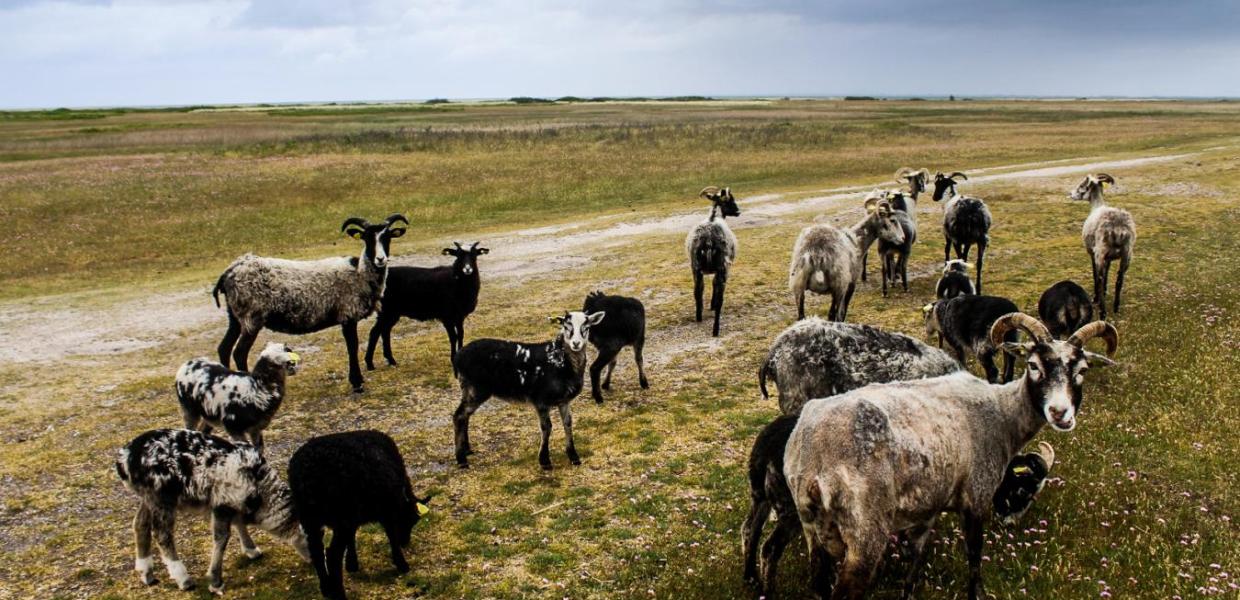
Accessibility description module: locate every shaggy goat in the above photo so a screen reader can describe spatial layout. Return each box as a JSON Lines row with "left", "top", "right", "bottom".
{"left": 115, "top": 429, "right": 309, "bottom": 593}
{"left": 213, "top": 214, "right": 408, "bottom": 393}
{"left": 788, "top": 198, "right": 904, "bottom": 321}
{"left": 452, "top": 310, "right": 605, "bottom": 470}
{"left": 859, "top": 169, "right": 926, "bottom": 281}
{"left": 685, "top": 186, "right": 740, "bottom": 336}
{"left": 936, "top": 259, "right": 976, "bottom": 300}
{"left": 784, "top": 314, "right": 1118, "bottom": 599}
{"left": 924, "top": 294, "right": 1021, "bottom": 383}
{"left": 1071, "top": 173, "right": 1135, "bottom": 319}
{"left": 365, "top": 241, "right": 488, "bottom": 373}
{"left": 289, "top": 430, "right": 431, "bottom": 600}
{"left": 582, "top": 291, "right": 649, "bottom": 403}
{"left": 758, "top": 317, "right": 960, "bottom": 415}
{"left": 175, "top": 342, "right": 300, "bottom": 453}
{"left": 1038, "top": 280, "right": 1095, "bottom": 339}
{"left": 878, "top": 190, "right": 918, "bottom": 296}
{"left": 993, "top": 442, "right": 1056, "bottom": 526}
{"left": 933, "top": 172, "right": 992, "bottom": 293}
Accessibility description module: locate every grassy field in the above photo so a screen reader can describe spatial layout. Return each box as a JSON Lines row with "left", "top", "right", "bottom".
{"left": 0, "top": 100, "right": 1237, "bottom": 599}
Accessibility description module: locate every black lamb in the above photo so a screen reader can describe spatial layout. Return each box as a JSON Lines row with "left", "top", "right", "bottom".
{"left": 741, "top": 414, "right": 802, "bottom": 597}
{"left": 936, "top": 259, "right": 976, "bottom": 300}
{"left": 1038, "top": 280, "right": 1095, "bottom": 340}
{"left": 994, "top": 442, "right": 1056, "bottom": 525}
{"left": 288, "top": 430, "right": 431, "bottom": 600}
{"left": 582, "top": 291, "right": 649, "bottom": 403}
{"left": 923, "top": 294, "right": 1021, "bottom": 383}
{"left": 365, "top": 241, "right": 488, "bottom": 373}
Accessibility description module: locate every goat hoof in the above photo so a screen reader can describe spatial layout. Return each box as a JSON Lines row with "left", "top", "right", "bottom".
{"left": 387, "top": 359, "right": 398, "bottom": 367}
{"left": 209, "top": 581, "right": 225, "bottom": 595}
{"left": 639, "top": 379, "right": 649, "bottom": 389}
{"left": 456, "top": 460, "right": 469, "bottom": 469}
{"left": 178, "top": 579, "right": 196, "bottom": 591}
{"left": 139, "top": 574, "right": 158, "bottom": 586}
{"left": 594, "top": 398, "right": 604, "bottom": 405}
{"left": 351, "top": 385, "right": 365, "bottom": 394}
{"left": 244, "top": 546, "right": 263, "bottom": 560}
{"left": 540, "top": 461, "right": 553, "bottom": 471}
{"left": 570, "top": 458, "right": 582, "bottom": 466}
{"left": 393, "top": 562, "right": 410, "bottom": 574}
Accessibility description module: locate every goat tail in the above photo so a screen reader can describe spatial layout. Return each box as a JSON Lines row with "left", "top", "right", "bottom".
{"left": 212, "top": 268, "right": 230, "bottom": 309}
{"left": 114, "top": 454, "right": 130, "bottom": 483}
{"left": 758, "top": 354, "right": 775, "bottom": 400}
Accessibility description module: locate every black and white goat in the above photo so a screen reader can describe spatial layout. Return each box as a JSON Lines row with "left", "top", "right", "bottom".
{"left": 582, "top": 291, "right": 649, "bottom": 403}
{"left": 288, "top": 430, "right": 432, "bottom": 600}
{"left": 878, "top": 190, "right": 918, "bottom": 296}
{"left": 993, "top": 442, "right": 1056, "bottom": 526}
{"left": 365, "top": 241, "right": 488, "bottom": 373}
{"left": 175, "top": 342, "right": 300, "bottom": 453}
{"left": 933, "top": 171, "right": 992, "bottom": 293}
{"left": 213, "top": 214, "right": 408, "bottom": 393}
{"left": 115, "top": 429, "right": 309, "bottom": 594}
{"left": 785, "top": 315, "right": 1117, "bottom": 599}
{"left": 685, "top": 186, "right": 740, "bottom": 336}
{"left": 936, "top": 259, "right": 976, "bottom": 300}
{"left": 1072, "top": 173, "right": 1135, "bottom": 319}
{"left": 452, "top": 310, "right": 604, "bottom": 470}
{"left": 758, "top": 317, "right": 960, "bottom": 415}
{"left": 923, "top": 294, "right": 1021, "bottom": 383}
{"left": 1038, "top": 280, "right": 1095, "bottom": 339}
{"left": 788, "top": 197, "right": 905, "bottom": 321}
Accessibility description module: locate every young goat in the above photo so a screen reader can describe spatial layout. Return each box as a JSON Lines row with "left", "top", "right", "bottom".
{"left": 685, "top": 186, "right": 740, "bottom": 336}
{"left": 582, "top": 291, "right": 648, "bottom": 403}
{"left": 176, "top": 342, "right": 300, "bottom": 453}
{"left": 289, "top": 430, "right": 431, "bottom": 600}
{"left": 1072, "top": 173, "right": 1135, "bottom": 319}
{"left": 214, "top": 214, "right": 407, "bottom": 393}
{"left": 452, "top": 311, "right": 604, "bottom": 470}
{"left": 788, "top": 198, "right": 904, "bottom": 321}
{"left": 116, "top": 429, "right": 309, "bottom": 593}
{"left": 924, "top": 294, "right": 1021, "bottom": 383}
{"left": 936, "top": 259, "right": 976, "bottom": 300}
{"left": 933, "top": 172, "right": 992, "bottom": 293}
{"left": 993, "top": 442, "right": 1056, "bottom": 526}
{"left": 759, "top": 318, "right": 960, "bottom": 415}
{"left": 785, "top": 315, "right": 1117, "bottom": 599}
{"left": 878, "top": 190, "right": 918, "bottom": 296}
{"left": 365, "top": 241, "right": 488, "bottom": 373}
{"left": 741, "top": 414, "right": 801, "bottom": 597}
{"left": 1038, "top": 280, "right": 1095, "bottom": 339}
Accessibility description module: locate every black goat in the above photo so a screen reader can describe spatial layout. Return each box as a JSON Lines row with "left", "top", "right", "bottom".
{"left": 741, "top": 414, "right": 802, "bottom": 597}
{"left": 923, "top": 294, "right": 1020, "bottom": 383}
{"left": 582, "top": 291, "right": 649, "bottom": 403}
{"left": 288, "top": 430, "right": 431, "bottom": 600}
{"left": 686, "top": 186, "right": 740, "bottom": 336}
{"left": 936, "top": 259, "right": 976, "bottom": 300}
{"left": 1038, "top": 280, "right": 1095, "bottom": 340}
{"left": 452, "top": 310, "right": 604, "bottom": 470}
{"left": 993, "top": 442, "right": 1056, "bottom": 526}
{"left": 365, "top": 241, "right": 488, "bottom": 373}
{"left": 933, "top": 172, "right": 992, "bottom": 293}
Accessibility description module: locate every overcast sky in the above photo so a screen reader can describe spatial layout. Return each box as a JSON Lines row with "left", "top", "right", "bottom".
{"left": 3, "top": 0, "right": 1239, "bottom": 108}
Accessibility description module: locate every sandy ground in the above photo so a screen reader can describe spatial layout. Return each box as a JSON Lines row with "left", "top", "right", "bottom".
{"left": 0, "top": 148, "right": 1204, "bottom": 367}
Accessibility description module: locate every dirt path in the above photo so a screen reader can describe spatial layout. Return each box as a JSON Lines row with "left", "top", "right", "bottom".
{"left": 0, "top": 148, "right": 1211, "bottom": 366}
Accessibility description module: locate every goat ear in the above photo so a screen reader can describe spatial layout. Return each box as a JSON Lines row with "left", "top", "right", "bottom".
{"left": 585, "top": 311, "right": 606, "bottom": 327}
{"left": 548, "top": 315, "right": 566, "bottom": 325}
{"left": 1083, "top": 351, "right": 1117, "bottom": 367}
{"left": 476, "top": 247, "right": 490, "bottom": 255}
{"left": 1001, "top": 342, "right": 1035, "bottom": 357}
{"left": 345, "top": 227, "right": 365, "bottom": 240}
{"left": 442, "top": 248, "right": 455, "bottom": 256}
{"left": 386, "top": 226, "right": 407, "bottom": 238}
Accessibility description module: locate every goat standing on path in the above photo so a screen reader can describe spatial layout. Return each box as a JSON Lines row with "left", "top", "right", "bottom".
{"left": 686, "top": 186, "right": 740, "bottom": 336}
{"left": 933, "top": 172, "right": 992, "bottom": 293}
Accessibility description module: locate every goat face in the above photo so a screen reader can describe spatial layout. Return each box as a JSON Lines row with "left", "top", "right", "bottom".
{"left": 257, "top": 342, "right": 301, "bottom": 375}
{"left": 702, "top": 187, "right": 741, "bottom": 218}
{"left": 391, "top": 491, "right": 432, "bottom": 547}
{"left": 932, "top": 171, "right": 967, "bottom": 202}
{"left": 991, "top": 315, "right": 1118, "bottom": 432}
{"left": 442, "top": 241, "right": 490, "bottom": 277}
{"left": 1069, "top": 173, "right": 1114, "bottom": 202}
{"left": 994, "top": 442, "right": 1055, "bottom": 525}
{"left": 343, "top": 214, "right": 409, "bottom": 269}
{"left": 876, "top": 206, "right": 906, "bottom": 245}
{"left": 551, "top": 311, "right": 605, "bottom": 353}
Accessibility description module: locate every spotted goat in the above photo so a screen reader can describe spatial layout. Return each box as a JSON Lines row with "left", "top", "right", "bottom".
{"left": 175, "top": 342, "right": 301, "bottom": 453}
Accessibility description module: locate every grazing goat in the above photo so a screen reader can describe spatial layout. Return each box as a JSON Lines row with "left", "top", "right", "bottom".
{"left": 933, "top": 172, "right": 992, "bottom": 293}
{"left": 741, "top": 414, "right": 801, "bottom": 597}
{"left": 936, "top": 259, "right": 976, "bottom": 300}
{"left": 452, "top": 310, "right": 604, "bottom": 470}
{"left": 1072, "top": 173, "right": 1135, "bottom": 319}
{"left": 924, "top": 294, "right": 1021, "bottom": 383}
{"left": 878, "top": 190, "right": 917, "bottom": 296}
{"left": 365, "top": 241, "right": 488, "bottom": 373}
{"left": 993, "top": 442, "right": 1056, "bottom": 526}
{"left": 1038, "top": 280, "right": 1095, "bottom": 339}
{"left": 116, "top": 429, "right": 309, "bottom": 593}
{"left": 582, "top": 291, "right": 649, "bottom": 403}
{"left": 214, "top": 214, "right": 408, "bottom": 393}
{"left": 758, "top": 317, "right": 959, "bottom": 415}
{"left": 788, "top": 198, "right": 904, "bottom": 321}
{"left": 175, "top": 342, "right": 300, "bottom": 453}
{"left": 785, "top": 314, "right": 1118, "bottom": 599}
{"left": 685, "top": 186, "right": 740, "bottom": 336}
{"left": 289, "top": 430, "right": 431, "bottom": 600}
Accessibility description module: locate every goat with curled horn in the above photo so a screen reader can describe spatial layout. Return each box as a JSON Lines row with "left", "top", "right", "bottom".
{"left": 1071, "top": 173, "right": 1134, "bottom": 319}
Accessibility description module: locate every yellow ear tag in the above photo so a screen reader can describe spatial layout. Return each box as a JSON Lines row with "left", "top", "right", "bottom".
{"left": 287, "top": 352, "right": 300, "bottom": 364}
{"left": 1012, "top": 466, "right": 1032, "bottom": 475}
{"left": 416, "top": 503, "right": 429, "bottom": 516}
{"left": 921, "top": 304, "right": 933, "bottom": 315}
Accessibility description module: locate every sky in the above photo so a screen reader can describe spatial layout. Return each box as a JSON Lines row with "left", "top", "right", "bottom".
{"left": 2, "top": 0, "right": 1239, "bottom": 108}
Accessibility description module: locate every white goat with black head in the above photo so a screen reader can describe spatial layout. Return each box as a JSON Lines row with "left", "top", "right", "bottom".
{"left": 1071, "top": 173, "right": 1135, "bottom": 319}
{"left": 933, "top": 171, "right": 992, "bottom": 293}
{"left": 784, "top": 315, "right": 1117, "bottom": 599}
{"left": 789, "top": 197, "right": 904, "bottom": 320}
{"left": 213, "top": 214, "right": 407, "bottom": 393}
{"left": 685, "top": 186, "right": 740, "bottom": 336}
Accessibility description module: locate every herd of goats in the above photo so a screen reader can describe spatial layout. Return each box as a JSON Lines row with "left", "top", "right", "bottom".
{"left": 113, "top": 167, "right": 1135, "bottom": 599}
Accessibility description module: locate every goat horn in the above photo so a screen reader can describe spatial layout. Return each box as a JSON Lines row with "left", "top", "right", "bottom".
{"left": 864, "top": 196, "right": 881, "bottom": 212}
{"left": 341, "top": 217, "right": 368, "bottom": 232}
{"left": 1067, "top": 321, "right": 1118, "bottom": 356}
{"left": 949, "top": 172, "right": 968, "bottom": 181}
{"left": 1036, "top": 441, "right": 1056, "bottom": 471}
{"left": 894, "top": 167, "right": 915, "bottom": 182}
{"left": 1094, "top": 173, "right": 1116, "bottom": 185}
{"left": 989, "top": 312, "right": 1052, "bottom": 348}
{"left": 699, "top": 186, "right": 721, "bottom": 199}
{"left": 384, "top": 213, "right": 409, "bottom": 227}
